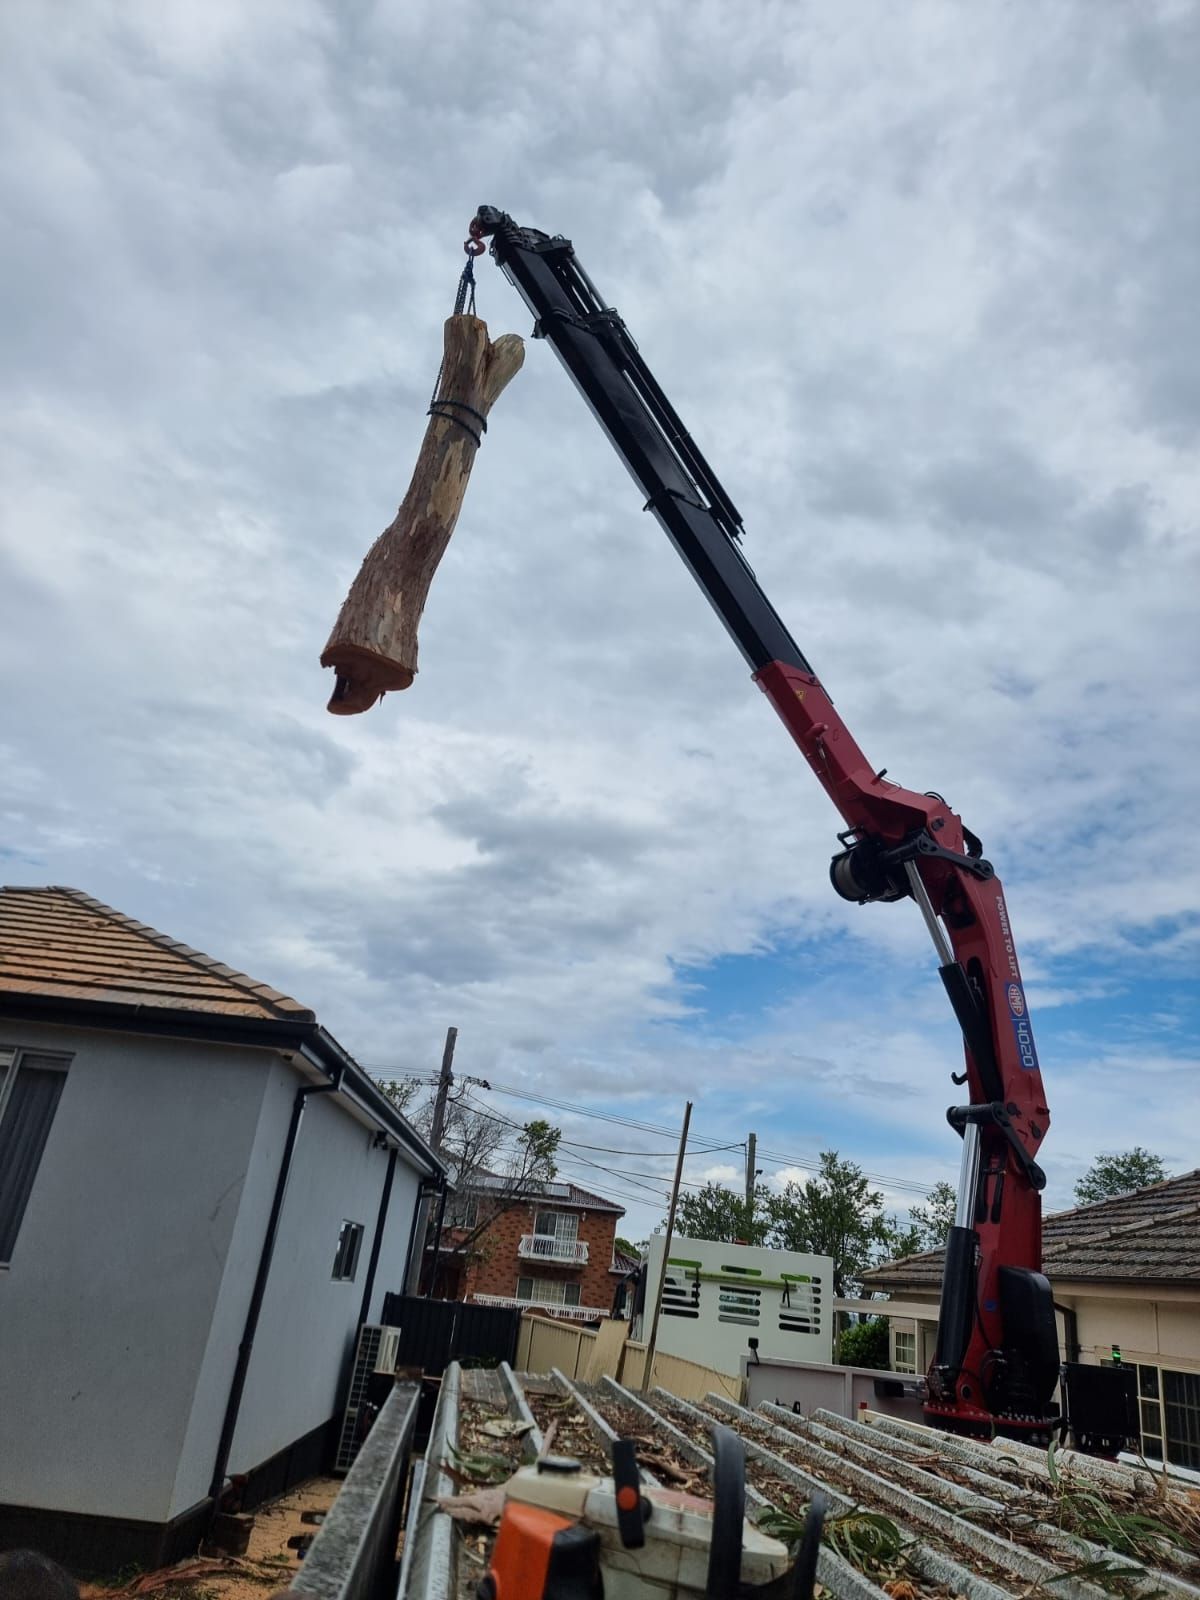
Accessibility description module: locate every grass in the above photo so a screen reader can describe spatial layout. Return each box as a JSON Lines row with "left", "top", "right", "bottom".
{"left": 1045, "top": 1438, "right": 1196, "bottom": 1568}
{"left": 758, "top": 1504, "right": 911, "bottom": 1580}
{"left": 1055, "top": 1488, "right": 1188, "bottom": 1563}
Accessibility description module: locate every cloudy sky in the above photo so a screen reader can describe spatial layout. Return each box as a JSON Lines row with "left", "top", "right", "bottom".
{"left": 3, "top": 1, "right": 1198, "bottom": 1247}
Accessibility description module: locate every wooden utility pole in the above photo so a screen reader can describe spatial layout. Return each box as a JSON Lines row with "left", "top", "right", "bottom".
{"left": 641, "top": 1100, "right": 692, "bottom": 1391}
{"left": 405, "top": 1025, "right": 458, "bottom": 1295}
{"left": 429, "top": 1026, "right": 458, "bottom": 1153}
{"left": 745, "top": 1130, "right": 757, "bottom": 1233}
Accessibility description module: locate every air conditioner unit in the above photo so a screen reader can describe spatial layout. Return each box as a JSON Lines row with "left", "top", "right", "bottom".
{"left": 334, "top": 1323, "right": 397, "bottom": 1474}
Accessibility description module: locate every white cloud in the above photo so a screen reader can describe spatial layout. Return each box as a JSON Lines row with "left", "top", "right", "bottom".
{"left": 2, "top": 1, "right": 1197, "bottom": 1246}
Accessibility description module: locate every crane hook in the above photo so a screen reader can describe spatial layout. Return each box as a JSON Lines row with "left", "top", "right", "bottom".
{"left": 464, "top": 217, "right": 486, "bottom": 256}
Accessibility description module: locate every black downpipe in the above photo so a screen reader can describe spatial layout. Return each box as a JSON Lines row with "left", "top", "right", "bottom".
{"left": 634, "top": 1262, "right": 648, "bottom": 1320}
{"left": 423, "top": 1179, "right": 449, "bottom": 1298}
{"left": 1056, "top": 1301, "right": 1080, "bottom": 1364}
{"left": 357, "top": 1147, "right": 398, "bottom": 1334}
{"left": 400, "top": 1180, "right": 438, "bottom": 1296}
{"left": 206, "top": 1071, "right": 342, "bottom": 1513}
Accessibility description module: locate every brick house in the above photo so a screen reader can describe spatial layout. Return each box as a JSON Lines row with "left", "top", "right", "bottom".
{"left": 429, "top": 1173, "right": 628, "bottom": 1321}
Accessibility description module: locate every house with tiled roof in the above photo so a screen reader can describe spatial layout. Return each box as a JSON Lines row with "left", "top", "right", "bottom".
{"left": 0, "top": 886, "right": 444, "bottom": 1574}
{"left": 862, "top": 1169, "right": 1200, "bottom": 1472}
{"left": 427, "top": 1169, "right": 628, "bottom": 1321}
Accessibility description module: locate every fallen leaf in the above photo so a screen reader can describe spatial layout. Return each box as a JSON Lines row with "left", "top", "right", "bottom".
{"left": 442, "top": 1463, "right": 491, "bottom": 1490}
{"left": 482, "top": 1418, "right": 535, "bottom": 1439}
{"left": 444, "top": 1448, "right": 512, "bottom": 1485}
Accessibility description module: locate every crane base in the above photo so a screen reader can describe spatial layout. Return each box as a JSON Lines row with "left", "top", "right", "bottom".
{"left": 924, "top": 1404, "right": 1057, "bottom": 1449}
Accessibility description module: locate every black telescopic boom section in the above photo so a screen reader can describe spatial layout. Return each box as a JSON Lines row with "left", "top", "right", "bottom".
{"left": 473, "top": 207, "right": 812, "bottom": 676}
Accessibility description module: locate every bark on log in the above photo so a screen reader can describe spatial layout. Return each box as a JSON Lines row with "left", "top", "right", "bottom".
{"left": 321, "top": 315, "right": 524, "bottom": 714}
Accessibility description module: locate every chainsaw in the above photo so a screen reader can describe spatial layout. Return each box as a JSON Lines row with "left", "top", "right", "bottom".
{"left": 476, "top": 1424, "right": 825, "bottom": 1600}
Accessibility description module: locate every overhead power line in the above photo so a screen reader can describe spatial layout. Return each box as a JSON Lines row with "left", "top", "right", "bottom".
{"left": 458, "top": 1092, "right": 713, "bottom": 1203}
{"left": 754, "top": 1148, "right": 932, "bottom": 1197}
{"left": 481, "top": 1080, "right": 935, "bottom": 1198}
{"left": 470, "top": 1078, "right": 738, "bottom": 1151}
{"left": 367, "top": 1061, "right": 935, "bottom": 1200}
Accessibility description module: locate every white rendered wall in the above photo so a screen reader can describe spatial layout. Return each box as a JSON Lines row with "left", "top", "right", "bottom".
{"left": 0, "top": 1022, "right": 270, "bottom": 1523}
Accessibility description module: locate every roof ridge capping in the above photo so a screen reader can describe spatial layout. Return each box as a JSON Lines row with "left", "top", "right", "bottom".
{"left": 1045, "top": 1167, "right": 1200, "bottom": 1222}
{"left": 40, "top": 886, "right": 315, "bottom": 1022}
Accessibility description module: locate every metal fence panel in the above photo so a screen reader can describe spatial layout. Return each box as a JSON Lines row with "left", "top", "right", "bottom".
{"left": 379, "top": 1294, "right": 521, "bottom": 1375}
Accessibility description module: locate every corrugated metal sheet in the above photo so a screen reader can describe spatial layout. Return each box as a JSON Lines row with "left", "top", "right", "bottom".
{"left": 379, "top": 1294, "right": 522, "bottom": 1377}
{"left": 399, "top": 1362, "right": 1200, "bottom": 1600}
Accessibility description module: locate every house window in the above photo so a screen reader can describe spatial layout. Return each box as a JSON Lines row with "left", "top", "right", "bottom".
{"left": 332, "top": 1220, "right": 364, "bottom": 1282}
{"left": 0, "top": 1047, "right": 70, "bottom": 1265}
{"left": 516, "top": 1276, "right": 581, "bottom": 1307}
{"left": 893, "top": 1329, "right": 918, "bottom": 1374}
{"left": 1135, "top": 1363, "right": 1200, "bottom": 1472}
{"left": 447, "top": 1193, "right": 477, "bottom": 1229}
{"left": 533, "top": 1211, "right": 578, "bottom": 1243}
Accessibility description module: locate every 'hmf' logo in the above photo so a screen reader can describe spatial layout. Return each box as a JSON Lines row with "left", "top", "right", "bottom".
{"left": 1007, "top": 983, "right": 1026, "bottom": 1018}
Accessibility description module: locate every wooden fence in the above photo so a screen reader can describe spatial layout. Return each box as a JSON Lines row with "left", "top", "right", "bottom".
{"left": 514, "top": 1313, "right": 743, "bottom": 1403}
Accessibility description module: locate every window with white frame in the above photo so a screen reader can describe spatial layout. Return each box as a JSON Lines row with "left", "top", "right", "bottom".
{"left": 892, "top": 1328, "right": 918, "bottom": 1374}
{"left": 1136, "top": 1362, "right": 1200, "bottom": 1472}
{"left": 533, "top": 1211, "right": 578, "bottom": 1243}
{"left": 516, "top": 1276, "right": 581, "bottom": 1306}
{"left": 0, "top": 1047, "right": 71, "bottom": 1265}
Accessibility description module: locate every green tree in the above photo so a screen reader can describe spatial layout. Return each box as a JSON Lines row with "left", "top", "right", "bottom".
{"left": 908, "top": 1180, "right": 958, "bottom": 1251}
{"left": 878, "top": 1216, "right": 922, "bottom": 1263}
{"left": 514, "top": 1119, "right": 561, "bottom": 1187}
{"left": 668, "top": 1181, "right": 773, "bottom": 1246}
{"left": 837, "top": 1317, "right": 890, "bottom": 1369}
{"left": 1074, "top": 1148, "right": 1169, "bottom": 1206}
{"left": 376, "top": 1075, "right": 422, "bottom": 1115}
{"left": 764, "top": 1151, "right": 891, "bottom": 1296}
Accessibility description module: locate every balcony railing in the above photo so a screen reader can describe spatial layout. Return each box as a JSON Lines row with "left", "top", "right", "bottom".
{"left": 471, "top": 1293, "right": 606, "bottom": 1323}
{"left": 517, "top": 1233, "right": 589, "bottom": 1265}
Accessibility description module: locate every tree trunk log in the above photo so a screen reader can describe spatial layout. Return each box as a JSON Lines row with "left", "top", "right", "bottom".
{"left": 321, "top": 315, "right": 524, "bottom": 713}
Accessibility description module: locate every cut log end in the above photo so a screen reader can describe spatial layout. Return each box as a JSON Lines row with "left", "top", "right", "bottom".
{"left": 321, "top": 643, "right": 414, "bottom": 714}
{"left": 321, "top": 315, "right": 525, "bottom": 716}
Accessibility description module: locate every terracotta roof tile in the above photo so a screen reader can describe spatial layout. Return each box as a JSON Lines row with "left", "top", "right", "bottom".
{"left": 863, "top": 1168, "right": 1200, "bottom": 1290}
{"left": 610, "top": 1248, "right": 641, "bottom": 1275}
{"left": 562, "top": 1181, "right": 626, "bottom": 1215}
{"left": 0, "top": 886, "right": 314, "bottom": 1025}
